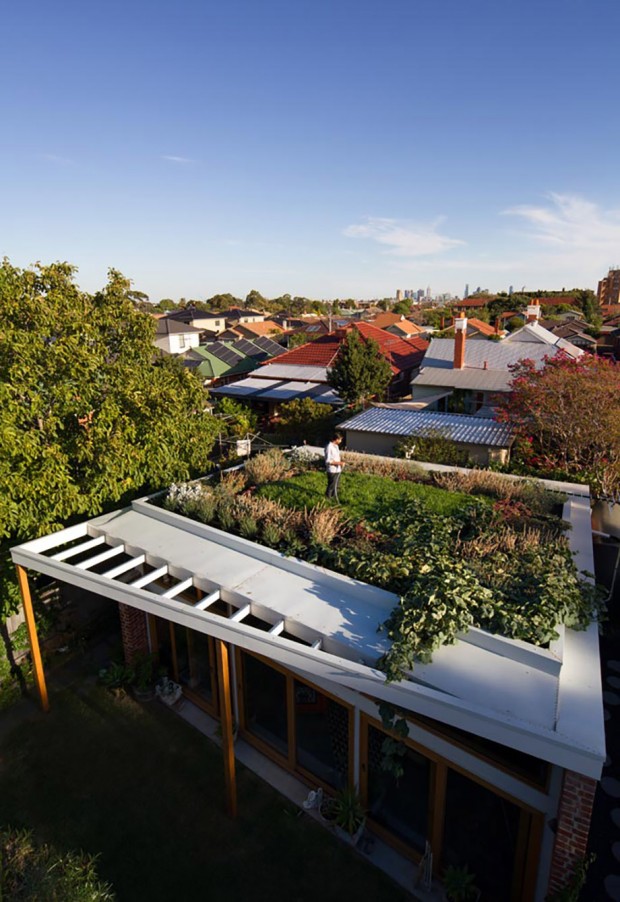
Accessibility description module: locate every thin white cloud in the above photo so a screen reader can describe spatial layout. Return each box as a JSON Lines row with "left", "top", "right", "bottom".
{"left": 503, "top": 192, "right": 620, "bottom": 252}
{"left": 344, "top": 216, "right": 464, "bottom": 258}
{"left": 36, "top": 153, "right": 75, "bottom": 165}
{"left": 161, "top": 154, "right": 195, "bottom": 164}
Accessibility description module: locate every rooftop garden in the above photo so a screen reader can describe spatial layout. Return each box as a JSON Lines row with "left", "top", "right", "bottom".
{"left": 163, "top": 449, "right": 602, "bottom": 682}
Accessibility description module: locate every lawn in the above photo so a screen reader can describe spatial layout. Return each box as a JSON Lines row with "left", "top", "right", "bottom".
{"left": 256, "top": 469, "right": 478, "bottom": 522}
{"left": 0, "top": 680, "right": 409, "bottom": 902}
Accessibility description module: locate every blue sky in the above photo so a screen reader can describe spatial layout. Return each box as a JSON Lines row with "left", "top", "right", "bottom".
{"left": 2, "top": 0, "right": 619, "bottom": 301}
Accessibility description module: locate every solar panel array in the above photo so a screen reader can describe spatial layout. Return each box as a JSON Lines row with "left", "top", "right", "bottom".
{"left": 254, "top": 336, "right": 284, "bottom": 356}
{"left": 206, "top": 342, "right": 245, "bottom": 365}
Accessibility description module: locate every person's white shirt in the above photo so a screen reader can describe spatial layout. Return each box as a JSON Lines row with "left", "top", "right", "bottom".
{"left": 325, "top": 440, "right": 342, "bottom": 474}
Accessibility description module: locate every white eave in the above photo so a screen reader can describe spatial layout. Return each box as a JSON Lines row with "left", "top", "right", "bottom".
{"left": 11, "top": 492, "right": 605, "bottom": 778}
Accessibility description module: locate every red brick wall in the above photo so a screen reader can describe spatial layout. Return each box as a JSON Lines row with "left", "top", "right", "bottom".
{"left": 118, "top": 603, "right": 149, "bottom": 663}
{"left": 547, "top": 769, "right": 597, "bottom": 895}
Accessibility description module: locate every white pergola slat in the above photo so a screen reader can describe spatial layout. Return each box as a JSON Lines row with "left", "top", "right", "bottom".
{"left": 103, "top": 554, "right": 147, "bottom": 580}
{"left": 162, "top": 577, "right": 194, "bottom": 599}
{"left": 194, "top": 590, "right": 220, "bottom": 610}
{"left": 52, "top": 535, "right": 106, "bottom": 562}
{"left": 75, "top": 544, "right": 125, "bottom": 571}
{"left": 130, "top": 565, "right": 169, "bottom": 589}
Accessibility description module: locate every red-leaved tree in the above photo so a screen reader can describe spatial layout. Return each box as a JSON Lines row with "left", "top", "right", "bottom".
{"left": 495, "top": 353, "right": 620, "bottom": 497}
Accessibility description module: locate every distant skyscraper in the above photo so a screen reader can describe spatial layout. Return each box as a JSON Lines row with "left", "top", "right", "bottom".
{"left": 509, "top": 285, "right": 514, "bottom": 296}
{"left": 464, "top": 283, "right": 469, "bottom": 298}
{"left": 426, "top": 285, "right": 431, "bottom": 298}
{"left": 416, "top": 289, "right": 424, "bottom": 301}
{"left": 396, "top": 289, "right": 404, "bottom": 302}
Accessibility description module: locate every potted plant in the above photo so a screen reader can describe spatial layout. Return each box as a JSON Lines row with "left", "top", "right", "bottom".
{"left": 130, "top": 653, "right": 158, "bottom": 701}
{"left": 155, "top": 676, "right": 183, "bottom": 707}
{"left": 321, "top": 786, "right": 366, "bottom": 847}
{"left": 98, "top": 661, "right": 132, "bottom": 699}
{"left": 442, "top": 864, "right": 480, "bottom": 902}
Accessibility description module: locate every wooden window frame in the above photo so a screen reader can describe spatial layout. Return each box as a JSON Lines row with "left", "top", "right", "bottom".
{"left": 359, "top": 713, "right": 543, "bottom": 902}
{"left": 236, "top": 648, "right": 354, "bottom": 794}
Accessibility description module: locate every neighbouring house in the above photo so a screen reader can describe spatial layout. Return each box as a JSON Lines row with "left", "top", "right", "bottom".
{"left": 209, "top": 323, "right": 429, "bottom": 416}
{"left": 538, "top": 320, "right": 597, "bottom": 354}
{"left": 165, "top": 307, "right": 227, "bottom": 336}
{"left": 234, "top": 320, "right": 286, "bottom": 340}
{"left": 339, "top": 406, "right": 513, "bottom": 464}
{"left": 183, "top": 337, "right": 284, "bottom": 386}
{"left": 219, "top": 307, "right": 266, "bottom": 325}
{"left": 452, "top": 297, "right": 492, "bottom": 313}
{"left": 384, "top": 318, "right": 428, "bottom": 340}
{"left": 411, "top": 309, "right": 583, "bottom": 414}
{"left": 439, "top": 317, "right": 503, "bottom": 340}
{"left": 153, "top": 318, "right": 202, "bottom": 355}
{"left": 12, "top": 465, "right": 604, "bottom": 902}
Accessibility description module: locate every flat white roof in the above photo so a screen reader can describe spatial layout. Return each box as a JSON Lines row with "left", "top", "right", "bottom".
{"left": 11, "top": 491, "right": 605, "bottom": 778}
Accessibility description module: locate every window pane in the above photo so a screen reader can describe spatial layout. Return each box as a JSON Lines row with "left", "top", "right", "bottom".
{"left": 174, "top": 628, "right": 214, "bottom": 705}
{"left": 242, "top": 654, "right": 288, "bottom": 757}
{"left": 294, "top": 681, "right": 349, "bottom": 788}
{"left": 366, "top": 725, "right": 430, "bottom": 854}
{"left": 443, "top": 769, "right": 521, "bottom": 901}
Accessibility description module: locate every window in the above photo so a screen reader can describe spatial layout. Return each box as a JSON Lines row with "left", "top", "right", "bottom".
{"left": 241, "top": 653, "right": 288, "bottom": 757}
{"left": 294, "top": 681, "right": 349, "bottom": 789}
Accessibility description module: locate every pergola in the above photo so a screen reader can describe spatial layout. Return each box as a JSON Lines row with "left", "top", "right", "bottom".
{"left": 11, "top": 491, "right": 606, "bottom": 818}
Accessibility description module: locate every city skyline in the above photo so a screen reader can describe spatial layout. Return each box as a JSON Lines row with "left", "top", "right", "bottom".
{"left": 2, "top": 0, "right": 619, "bottom": 302}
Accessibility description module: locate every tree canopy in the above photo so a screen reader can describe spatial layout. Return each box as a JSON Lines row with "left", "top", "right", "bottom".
{"left": 327, "top": 330, "right": 392, "bottom": 407}
{"left": 495, "top": 353, "right": 620, "bottom": 497}
{"left": 0, "top": 260, "right": 221, "bottom": 618}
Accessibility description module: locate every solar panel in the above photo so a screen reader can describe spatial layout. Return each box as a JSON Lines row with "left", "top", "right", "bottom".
{"left": 254, "top": 336, "right": 283, "bottom": 356}
{"left": 231, "top": 338, "right": 259, "bottom": 357}
{"left": 207, "top": 342, "right": 244, "bottom": 365}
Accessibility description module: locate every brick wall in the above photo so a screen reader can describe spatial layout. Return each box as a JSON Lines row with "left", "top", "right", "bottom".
{"left": 118, "top": 603, "right": 149, "bottom": 663}
{"left": 547, "top": 769, "right": 597, "bottom": 895}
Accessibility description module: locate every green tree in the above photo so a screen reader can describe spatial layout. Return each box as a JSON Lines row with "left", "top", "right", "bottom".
{"left": 393, "top": 300, "right": 411, "bottom": 316}
{"left": 0, "top": 261, "right": 220, "bottom": 625}
{"left": 273, "top": 398, "right": 335, "bottom": 445}
{"left": 245, "top": 289, "right": 268, "bottom": 309}
{"left": 327, "top": 330, "right": 392, "bottom": 407}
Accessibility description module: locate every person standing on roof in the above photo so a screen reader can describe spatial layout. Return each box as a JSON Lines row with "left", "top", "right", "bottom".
{"left": 325, "top": 433, "right": 344, "bottom": 502}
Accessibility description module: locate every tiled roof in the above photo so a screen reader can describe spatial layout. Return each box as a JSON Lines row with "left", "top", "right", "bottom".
{"left": 266, "top": 323, "right": 428, "bottom": 374}
{"left": 454, "top": 298, "right": 489, "bottom": 307}
{"left": 237, "top": 321, "right": 285, "bottom": 336}
{"left": 467, "top": 318, "right": 497, "bottom": 336}
{"left": 371, "top": 312, "right": 403, "bottom": 328}
{"left": 388, "top": 320, "right": 426, "bottom": 336}
{"left": 340, "top": 407, "right": 513, "bottom": 447}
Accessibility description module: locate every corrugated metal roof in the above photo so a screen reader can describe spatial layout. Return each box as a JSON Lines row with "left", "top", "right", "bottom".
{"left": 421, "top": 338, "right": 552, "bottom": 371}
{"left": 210, "top": 378, "right": 341, "bottom": 405}
{"left": 412, "top": 367, "right": 513, "bottom": 392}
{"left": 340, "top": 408, "right": 513, "bottom": 447}
{"left": 257, "top": 364, "right": 328, "bottom": 382}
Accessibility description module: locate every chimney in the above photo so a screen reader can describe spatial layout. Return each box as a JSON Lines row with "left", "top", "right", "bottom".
{"left": 440, "top": 315, "right": 445, "bottom": 330}
{"left": 526, "top": 304, "right": 541, "bottom": 323}
{"left": 495, "top": 317, "right": 501, "bottom": 335}
{"left": 454, "top": 312, "right": 467, "bottom": 369}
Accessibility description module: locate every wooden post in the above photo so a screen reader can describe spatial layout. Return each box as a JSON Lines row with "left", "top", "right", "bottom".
{"left": 15, "top": 565, "right": 49, "bottom": 712}
{"left": 215, "top": 639, "right": 237, "bottom": 818}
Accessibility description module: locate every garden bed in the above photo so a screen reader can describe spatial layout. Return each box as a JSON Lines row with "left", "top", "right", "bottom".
{"left": 161, "top": 450, "right": 602, "bottom": 680}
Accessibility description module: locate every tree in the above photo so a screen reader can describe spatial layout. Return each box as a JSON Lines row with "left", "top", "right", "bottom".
{"left": 327, "top": 330, "right": 392, "bottom": 407}
{"left": 393, "top": 300, "right": 411, "bottom": 316}
{"left": 272, "top": 398, "right": 335, "bottom": 445}
{"left": 495, "top": 353, "right": 620, "bottom": 496}
{"left": 0, "top": 260, "right": 221, "bottom": 625}
{"left": 245, "top": 289, "right": 267, "bottom": 309}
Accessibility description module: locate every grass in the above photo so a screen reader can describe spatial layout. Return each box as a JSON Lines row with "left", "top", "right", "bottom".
{"left": 0, "top": 680, "right": 409, "bottom": 902}
{"left": 256, "top": 469, "right": 484, "bottom": 522}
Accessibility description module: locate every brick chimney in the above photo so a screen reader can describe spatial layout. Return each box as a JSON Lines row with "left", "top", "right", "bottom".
{"left": 526, "top": 304, "right": 541, "bottom": 323}
{"left": 454, "top": 313, "right": 467, "bottom": 369}
{"left": 495, "top": 317, "right": 501, "bottom": 335}
{"left": 440, "top": 315, "right": 445, "bottom": 330}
